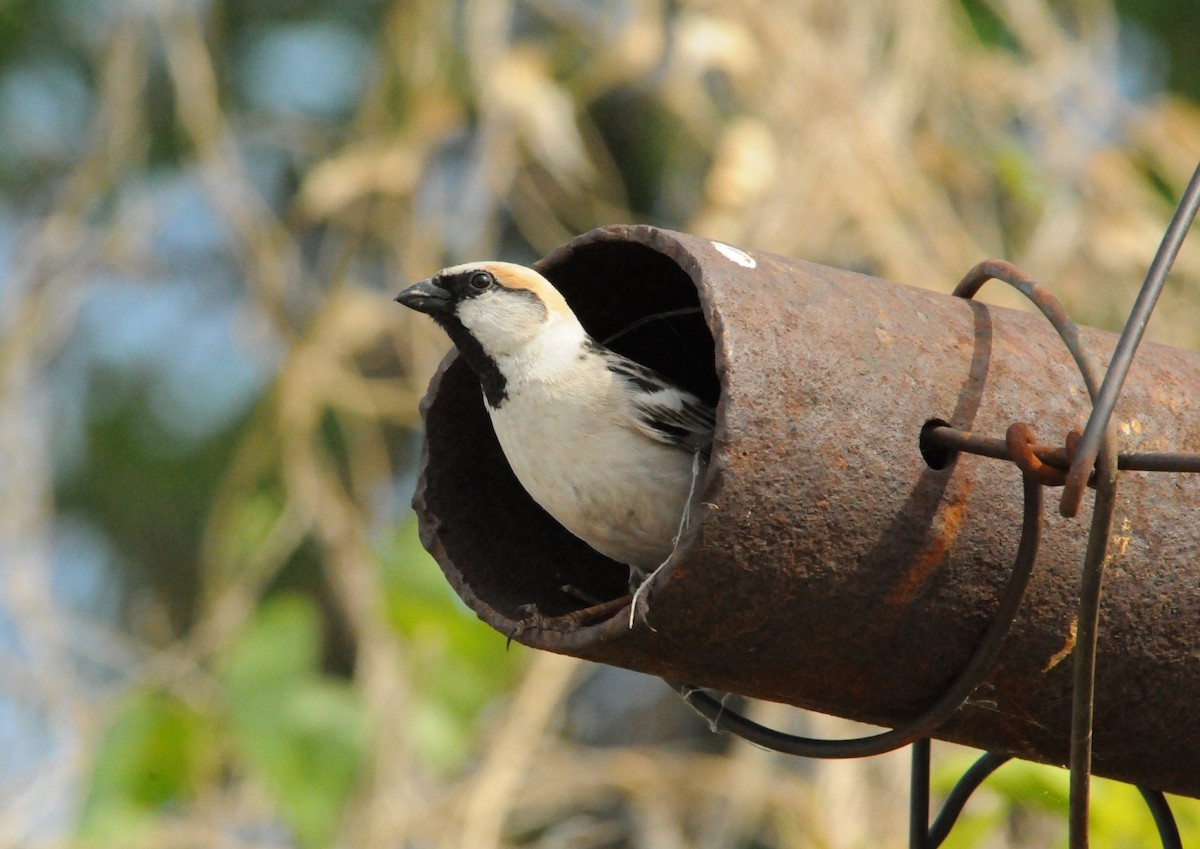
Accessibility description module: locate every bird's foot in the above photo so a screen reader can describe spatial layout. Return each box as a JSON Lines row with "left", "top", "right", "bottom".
{"left": 506, "top": 593, "right": 635, "bottom": 648}
{"left": 507, "top": 603, "right": 547, "bottom": 649}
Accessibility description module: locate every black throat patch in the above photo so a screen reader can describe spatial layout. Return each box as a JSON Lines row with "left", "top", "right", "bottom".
{"left": 435, "top": 315, "right": 508, "bottom": 408}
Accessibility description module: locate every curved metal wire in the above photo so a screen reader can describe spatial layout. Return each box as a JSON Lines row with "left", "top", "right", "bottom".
{"left": 1139, "top": 787, "right": 1184, "bottom": 849}
{"left": 951, "top": 260, "right": 1122, "bottom": 849}
{"left": 953, "top": 260, "right": 1105, "bottom": 410}
{"left": 667, "top": 472, "right": 1043, "bottom": 759}
{"left": 927, "top": 751, "right": 1012, "bottom": 848}
{"left": 914, "top": 751, "right": 1183, "bottom": 849}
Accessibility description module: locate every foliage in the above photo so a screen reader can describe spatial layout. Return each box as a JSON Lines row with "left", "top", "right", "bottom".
{"left": 221, "top": 595, "right": 369, "bottom": 849}
{"left": 78, "top": 690, "right": 219, "bottom": 842}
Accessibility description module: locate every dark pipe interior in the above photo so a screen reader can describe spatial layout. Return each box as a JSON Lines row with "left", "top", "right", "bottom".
{"left": 419, "top": 238, "right": 719, "bottom": 620}
{"left": 539, "top": 240, "right": 720, "bottom": 410}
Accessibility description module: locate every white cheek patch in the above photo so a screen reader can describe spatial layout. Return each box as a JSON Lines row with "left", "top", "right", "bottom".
{"left": 456, "top": 289, "right": 547, "bottom": 354}
{"left": 454, "top": 291, "right": 489, "bottom": 327}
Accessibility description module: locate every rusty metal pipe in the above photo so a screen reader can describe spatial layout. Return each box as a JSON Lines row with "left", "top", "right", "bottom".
{"left": 412, "top": 224, "right": 1200, "bottom": 797}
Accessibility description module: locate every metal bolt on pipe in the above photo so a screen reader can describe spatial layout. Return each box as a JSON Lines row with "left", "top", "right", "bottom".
{"left": 412, "top": 224, "right": 1200, "bottom": 798}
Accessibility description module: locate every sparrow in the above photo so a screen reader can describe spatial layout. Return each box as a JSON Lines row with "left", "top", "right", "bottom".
{"left": 396, "top": 261, "right": 714, "bottom": 613}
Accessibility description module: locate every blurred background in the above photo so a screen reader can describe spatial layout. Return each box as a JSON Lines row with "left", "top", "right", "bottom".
{"left": 1, "top": 0, "right": 1199, "bottom": 846}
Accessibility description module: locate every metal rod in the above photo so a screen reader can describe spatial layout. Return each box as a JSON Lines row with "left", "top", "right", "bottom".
{"left": 1062, "top": 163, "right": 1200, "bottom": 515}
{"left": 910, "top": 739, "right": 931, "bottom": 849}
{"left": 1068, "top": 449, "right": 1119, "bottom": 849}
{"left": 926, "top": 426, "right": 1200, "bottom": 474}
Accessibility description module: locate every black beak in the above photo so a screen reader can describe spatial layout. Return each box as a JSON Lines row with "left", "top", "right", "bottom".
{"left": 395, "top": 278, "right": 454, "bottom": 315}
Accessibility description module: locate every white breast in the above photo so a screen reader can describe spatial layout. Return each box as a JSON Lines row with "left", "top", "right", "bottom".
{"left": 487, "top": 377, "right": 700, "bottom": 573}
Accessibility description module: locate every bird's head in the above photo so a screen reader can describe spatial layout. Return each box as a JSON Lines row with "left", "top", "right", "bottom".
{"left": 396, "top": 261, "right": 578, "bottom": 357}
{"left": 396, "top": 262, "right": 587, "bottom": 406}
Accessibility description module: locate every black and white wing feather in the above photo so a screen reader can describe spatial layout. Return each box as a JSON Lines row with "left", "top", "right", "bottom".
{"left": 603, "top": 353, "right": 716, "bottom": 457}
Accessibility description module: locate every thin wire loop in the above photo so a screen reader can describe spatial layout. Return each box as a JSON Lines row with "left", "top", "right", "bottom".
{"left": 928, "top": 752, "right": 1011, "bottom": 848}
{"left": 913, "top": 748, "right": 1182, "bottom": 849}
{"left": 951, "top": 259, "right": 1122, "bottom": 849}
{"left": 1006, "top": 422, "right": 1072, "bottom": 486}
{"left": 667, "top": 473, "right": 1043, "bottom": 759}
{"left": 953, "top": 260, "right": 1105, "bottom": 410}
{"left": 915, "top": 750, "right": 1182, "bottom": 849}
{"left": 1139, "top": 787, "right": 1184, "bottom": 849}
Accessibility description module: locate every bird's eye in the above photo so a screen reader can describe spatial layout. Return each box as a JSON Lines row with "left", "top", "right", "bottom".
{"left": 469, "top": 271, "right": 493, "bottom": 291}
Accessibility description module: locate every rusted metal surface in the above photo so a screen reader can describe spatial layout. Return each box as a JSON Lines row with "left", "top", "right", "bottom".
{"left": 412, "top": 224, "right": 1200, "bottom": 797}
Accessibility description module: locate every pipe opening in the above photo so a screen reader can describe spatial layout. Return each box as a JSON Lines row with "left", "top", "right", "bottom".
{"left": 919, "top": 418, "right": 957, "bottom": 470}
{"left": 419, "top": 231, "right": 720, "bottom": 627}
{"left": 540, "top": 241, "right": 720, "bottom": 410}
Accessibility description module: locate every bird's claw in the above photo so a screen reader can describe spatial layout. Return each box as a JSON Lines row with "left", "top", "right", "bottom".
{"left": 506, "top": 603, "right": 545, "bottom": 649}
{"left": 506, "top": 593, "right": 636, "bottom": 647}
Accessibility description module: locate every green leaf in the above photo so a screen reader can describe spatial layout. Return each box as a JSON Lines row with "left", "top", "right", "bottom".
{"left": 222, "top": 592, "right": 323, "bottom": 700}
{"left": 221, "top": 594, "right": 369, "bottom": 849}
{"left": 234, "top": 680, "right": 368, "bottom": 848}
{"left": 77, "top": 690, "right": 217, "bottom": 841}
